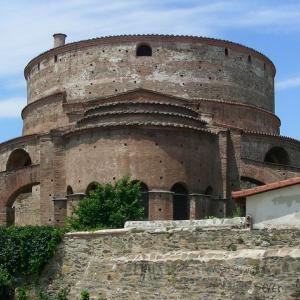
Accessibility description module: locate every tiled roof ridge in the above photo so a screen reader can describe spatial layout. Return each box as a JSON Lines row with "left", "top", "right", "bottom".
{"left": 78, "top": 110, "right": 205, "bottom": 125}
{"left": 243, "top": 130, "right": 300, "bottom": 144}
{"left": 85, "top": 100, "right": 198, "bottom": 115}
{"left": 64, "top": 120, "right": 216, "bottom": 137}
{"left": 193, "top": 98, "right": 279, "bottom": 121}
{"left": 24, "top": 34, "right": 276, "bottom": 78}
{"left": 232, "top": 176, "right": 300, "bottom": 199}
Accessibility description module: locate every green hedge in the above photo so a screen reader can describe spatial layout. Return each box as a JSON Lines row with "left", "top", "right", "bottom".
{"left": 0, "top": 226, "right": 64, "bottom": 298}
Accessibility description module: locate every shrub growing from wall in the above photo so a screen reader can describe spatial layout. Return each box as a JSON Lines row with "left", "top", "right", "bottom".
{"left": 67, "top": 176, "right": 144, "bottom": 230}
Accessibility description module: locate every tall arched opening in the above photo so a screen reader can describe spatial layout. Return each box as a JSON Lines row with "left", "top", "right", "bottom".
{"left": 6, "top": 149, "right": 32, "bottom": 171}
{"left": 6, "top": 183, "right": 40, "bottom": 226}
{"left": 171, "top": 183, "right": 189, "bottom": 220}
{"left": 66, "top": 185, "right": 74, "bottom": 195}
{"left": 132, "top": 180, "right": 149, "bottom": 220}
{"left": 86, "top": 182, "right": 99, "bottom": 196}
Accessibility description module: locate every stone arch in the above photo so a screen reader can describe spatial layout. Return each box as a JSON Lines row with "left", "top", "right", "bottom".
{"left": 171, "top": 182, "right": 189, "bottom": 220}
{"left": 241, "top": 164, "right": 281, "bottom": 185}
{"left": 136, "top": 44, "right": 152, "bottom": 56}
{"left": 6, "top": 149, "right": 32, "bottom": 171}
{"left": 86, "top": 182, "right": 99, "bottom": 195}
{"left": 264, "top": 147, "right": 289, "bottom": 165}
{"left": 132, "top": 180, "right": 149, "bottom": 220}
{"left": 6, "top": 182, "right": 40, "bottom": 225}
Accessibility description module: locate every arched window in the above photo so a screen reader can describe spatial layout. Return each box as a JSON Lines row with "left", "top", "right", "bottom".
{"left": 171, "top": 183, "right": 189, "bottom": 220}
{"left": 6, "top": 149, "right": 32, "bottom": 171}
{"left": 136, "top": 44, "right": 152, "bottom": 56}
{"left": 66, "top": 185, "right": 73, "bottom": 195}
{"left": 264, "top": 147, "right": 289, "bottom": 165}
{"left": 205, "top": 186, "right": 213, "bottom": 196}
{"left": 86, "top": 182, "right": 99, "bottom": 195}
{"left": 132, "top": 180, "right": 149, "bottom": 219}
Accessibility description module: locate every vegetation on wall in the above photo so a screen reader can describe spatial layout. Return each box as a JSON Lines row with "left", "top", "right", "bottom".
{"left": 0, "top": 226, "right": 64, "bottom": 299}
{"left": 67, "top": 176, "right": 144, "bottom": 230}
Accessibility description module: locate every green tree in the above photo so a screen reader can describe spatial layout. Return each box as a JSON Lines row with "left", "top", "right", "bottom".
{"left": 67, "top": 176, "right": 144, "bottom": 230}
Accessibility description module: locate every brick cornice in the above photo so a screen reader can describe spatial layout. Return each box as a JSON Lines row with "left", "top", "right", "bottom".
{"left": 24, "top": 34, "right": 276, "bottom": 79}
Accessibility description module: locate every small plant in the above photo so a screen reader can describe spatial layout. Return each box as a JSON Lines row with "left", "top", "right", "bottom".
{"left": 37, "top": 288, "right": 51, "bottom": 300}
{"left": 227, "top": 243, "right": 237, "bottom": 251}
{"left": 232, "top": 205, "right": 242, "bottom": 217}
{"left": 57, "top": 288, "right": 68, "bottom": 300}
{"left": 80, "top": 290, "right": 90, "bottom": 300}
{"left": 17, "top": 287, "right": 27, "bottom": 300}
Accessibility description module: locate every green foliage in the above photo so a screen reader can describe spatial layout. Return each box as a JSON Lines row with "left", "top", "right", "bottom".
{"left": 67, "top": 176, "right": 144, "bottom": 230}
{"left": 232, "top": 205, "right": 242, "bottom": 217}
{"left": 80, "top": 290, "right": 90, "bottom": 300}
{"left": 17, "top": 287, "right": 27, "bottom": 300}
{"left": 227, "top": 243, "right": 237, "bottom": 251}
{"left": 57, "top": 289, "right": 68, "bottom": 300}
{"left": 0, "top": 226, "right": 64, "bottom": 298}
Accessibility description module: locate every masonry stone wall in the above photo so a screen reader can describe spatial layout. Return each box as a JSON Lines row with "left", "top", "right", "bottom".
{"left": 25, "top": 36, "right": 275, "bottom": 112}
{"left": 35, "top": 224, "right": 300, "bottom": 300}
{"left": 65, "top": 127, "right": 221, "bottom": 196}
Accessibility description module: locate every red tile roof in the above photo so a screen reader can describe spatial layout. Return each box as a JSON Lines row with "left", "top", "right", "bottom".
{"left": 232, "top": 176, "right": 300, "bottom": 200}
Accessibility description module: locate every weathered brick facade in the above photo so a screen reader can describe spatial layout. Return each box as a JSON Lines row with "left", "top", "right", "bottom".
{"left": 0, "top": 34, "right": 299, "bottom": 225}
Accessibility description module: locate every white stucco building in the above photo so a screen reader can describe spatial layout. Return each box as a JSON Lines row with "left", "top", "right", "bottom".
{"left": 232, "top": 177, "right": 300, "bottom": 229}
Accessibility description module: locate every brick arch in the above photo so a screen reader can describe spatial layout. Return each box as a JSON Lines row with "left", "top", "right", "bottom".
{"left": 0, "top": 165, "right": 40, "bottom": 225}
{"left": 241, "top": 164, "right": 281, "bottom": 185}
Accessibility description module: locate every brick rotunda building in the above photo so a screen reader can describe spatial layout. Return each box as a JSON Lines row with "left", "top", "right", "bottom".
{"left": 1, "top": 34, "right": 300, "bottom": 226}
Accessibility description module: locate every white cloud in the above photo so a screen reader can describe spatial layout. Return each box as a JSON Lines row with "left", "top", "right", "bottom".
{"left": 276, "top": 77, "right": 300, "bottom": 90}
{"left": 1, "top": 0, "right": 300, "bottom": 79}
{"left": 0, "top": 98, "right": 26, "bottom": 118}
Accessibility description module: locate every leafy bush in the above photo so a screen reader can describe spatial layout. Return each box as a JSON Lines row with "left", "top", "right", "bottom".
{"left": 0, "top": 226, "right": 64, "bottom": 298}
{"left": 80, "top": 290, "right": 90, "bottom": 300}
{"left": 67, "top": 176, "right": 144, "bottom": 230}
{"left": 17, "top": 287, "right": 27, "bottom": 300}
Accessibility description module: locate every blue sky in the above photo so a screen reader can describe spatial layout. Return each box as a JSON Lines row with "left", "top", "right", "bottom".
{"left": 0, "top": 0, "right": 300, "bottom": 142}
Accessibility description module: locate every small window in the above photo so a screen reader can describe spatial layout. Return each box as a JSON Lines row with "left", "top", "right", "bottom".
{"left": 248, "top": 55, "right": 252, "bottom": 63}
{"left": 136, "top": 44, "right": 152, "bottom": 56}
{"left": 225, "top": 48, "right": 228, "bottom": 57}
{"left": 54, "top": 55, "right": 58, "bottom": 63}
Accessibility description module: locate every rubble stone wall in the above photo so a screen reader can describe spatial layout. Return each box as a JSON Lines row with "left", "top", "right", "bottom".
{"left": 37, "top": 224, "right": 300, "bottom": 300}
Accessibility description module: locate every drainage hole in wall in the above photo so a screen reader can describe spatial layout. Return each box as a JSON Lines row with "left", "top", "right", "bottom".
{"left": 158, "top": 208, "right": 162, "bottom": 212}
{"left": 160, "top": 176, "right": 163, "bottom": 180}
